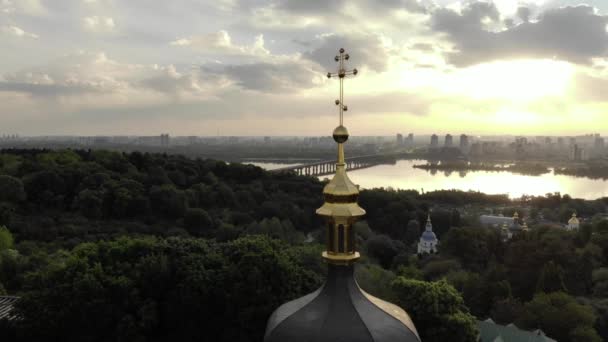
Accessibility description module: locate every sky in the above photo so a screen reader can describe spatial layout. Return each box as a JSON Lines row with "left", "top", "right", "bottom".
{"left": 1, "top": 0, "right": 608, "bottom": 136}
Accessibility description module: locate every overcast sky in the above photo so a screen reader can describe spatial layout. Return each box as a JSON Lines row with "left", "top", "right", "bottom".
{"left": 1, "top": 0, "right": 608, "bottom": 136}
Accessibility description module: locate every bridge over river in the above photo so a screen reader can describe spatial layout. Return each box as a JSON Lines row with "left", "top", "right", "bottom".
{"left": 270, "top": 152, "right": 422, "bottom": 177}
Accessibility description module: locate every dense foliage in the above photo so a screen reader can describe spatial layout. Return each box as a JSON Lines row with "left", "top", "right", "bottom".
{"left": 14, "top": 236, "right": 322, "bottom": 342}
{"left": 1, "top": 149, "right": 608, "bottom": 341}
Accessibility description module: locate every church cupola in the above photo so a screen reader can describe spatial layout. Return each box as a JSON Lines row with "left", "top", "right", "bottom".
{"left": 264, "top": 48, "right": 420, "bottom": 342}
{"left": 418, "top": 214, "right": 439, "bottom": 255}
{"left": 567, "top": 213, "right": 580, "bottom": 231}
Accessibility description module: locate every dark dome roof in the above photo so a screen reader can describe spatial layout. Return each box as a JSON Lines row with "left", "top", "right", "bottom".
{"left": 264, "top": 265, "right": 420, "bottom": 342}
{"left": 421, "top": 230, "right": 437, "bottom": 241}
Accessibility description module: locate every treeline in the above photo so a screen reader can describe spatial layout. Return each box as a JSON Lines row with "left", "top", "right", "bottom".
{"left": 555, "top": 163, "right": 608, "bottom": 180}
{"left": 0, "top": 149, "right": 323, "bottom": 247}
{"left": 414, "top": 162, "right": 550, "bottom": 176}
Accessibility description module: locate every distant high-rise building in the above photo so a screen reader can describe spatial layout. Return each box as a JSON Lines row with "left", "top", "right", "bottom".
{"left": 407, "top": 133, "right": 414, "bottom": 146}
{"left": 264, "top": 136, "right": 271, "bottom": 144}
{"left": 459, "top": 134, "right": 469, "bottom": 152}
{"left": 470, "top": 142, "right": 483, "bottom": 156}
{"left": 430, "top": 134, "right": 439, "bottom": 148}
{"left": 594, "top": 137, "right": 605, "bottom": 149}
{"left": 570, "top": 144, "right": 587, "bottom": 161}
{"left": 396, "top": 133, "right": 404, "bottom": 146}
{"left": 557, "top": 137, "right": 564, "bottom": 147}
{"left": 444, "top": 134, "right": 453, "bottom": 147}
{"left": 160, "top": 133, "right": 170, "bottom": 147}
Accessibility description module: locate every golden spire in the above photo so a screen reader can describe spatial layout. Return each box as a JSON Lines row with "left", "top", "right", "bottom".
{"left": 316, "top": 48, "right": 363, "bottom": 265}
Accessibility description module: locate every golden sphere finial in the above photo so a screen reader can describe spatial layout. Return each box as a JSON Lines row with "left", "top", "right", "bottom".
{"left": 333, "top": 125, "right": 349, "bottom": 143}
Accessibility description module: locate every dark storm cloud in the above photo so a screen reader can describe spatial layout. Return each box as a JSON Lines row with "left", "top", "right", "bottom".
{"left": 432, "top": 3, "right": 608, "bottom": 66}
{"left": 304, "top": 34, "right": 390, "bottom": 72}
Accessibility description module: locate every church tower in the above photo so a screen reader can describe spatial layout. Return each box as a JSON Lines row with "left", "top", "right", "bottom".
{"left": 417, "top": 214, "right": 439, "bottom": 254}
{"left": 264, "top": 48, "right": 420, "bottom": 342}
{"left": 567, "top": 213, "right": 580, "bottom": 231}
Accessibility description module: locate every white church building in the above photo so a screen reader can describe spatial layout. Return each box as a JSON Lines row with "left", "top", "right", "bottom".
{"left": 566, "top": 213, "right": 580, "bottom": 231}
{"left": 418, "top": 214, "right": 439, "bottom": 254}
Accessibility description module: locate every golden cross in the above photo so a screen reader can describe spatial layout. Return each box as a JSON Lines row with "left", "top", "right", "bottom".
{"left": 327, "top": 48, "right": 358, "bottom": 126}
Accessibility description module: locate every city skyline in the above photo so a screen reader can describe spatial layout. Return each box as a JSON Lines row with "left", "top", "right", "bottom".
{"left": 2, "top": 0, "right": 608, "bottom": 136}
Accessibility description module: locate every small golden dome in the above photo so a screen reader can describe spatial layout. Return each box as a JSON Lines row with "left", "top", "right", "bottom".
{"left": 333, "top": 125, "right": 349, "bottom": 143}
{"left": 569, "top": 213, "right": 579, "bottom": 224}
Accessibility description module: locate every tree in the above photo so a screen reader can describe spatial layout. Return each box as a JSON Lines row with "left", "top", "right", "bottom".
{"left": 365, "top": 234, "right": 398, "bottom": 269}
{"left": 392, "top": 278, "right": 478, "bottom": 342}
{"left": 441, "top": 227, "right": 501, "bottom": 272}
{"left": 73, "top": 189, "right": 104, "bottom": 219}
{"left": 183, "top": 208, "right": 213, "bottom": 236}
{"left": 0, "top": 226, "right": 14, "bottom": 252}
{"left": 0, "top": 175, "right": 25, "bottom": 203}
{"left": 356, "top": 263, "right": 397, "bottom": 301}
{"left": 422, "top": 258, "right": 461, "bottom": 281}
{"left": 592, "top": 268, "right": 608, "bottom": 298}
{"left": 13, "top": 236, "right": 322, "bottom": 342}
{"left": 517, "top": 292, "right": 600, "bottom": 342}
{"left": 149, "top": 184, "right": 187, "bottom": 218}
{"left": 491, "top": 298, "right": 524, "bottom": 325}
{"left": 404, "top": 220, "right": 421, "bottom": 246}
{"left": 536, "top": 261, "right": 567, "bottom": 294}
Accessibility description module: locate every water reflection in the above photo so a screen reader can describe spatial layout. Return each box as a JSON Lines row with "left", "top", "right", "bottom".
{"left": 246, "top": 162, "right": 302, "bottom": 170}
{"left": 338, "top": 160, "right": 608, "bottom": 200}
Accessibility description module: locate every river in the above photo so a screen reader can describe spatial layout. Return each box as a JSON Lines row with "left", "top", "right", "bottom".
{"left": 247, "top": 159, "right": 608, "bottom": 200}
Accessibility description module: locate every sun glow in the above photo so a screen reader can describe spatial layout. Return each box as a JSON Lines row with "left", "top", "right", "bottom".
{"left": 493, "top": 109, "right": 541, "bottom": 125}
{"left": 444, "top": 59, "right": 575, "bottom": 101}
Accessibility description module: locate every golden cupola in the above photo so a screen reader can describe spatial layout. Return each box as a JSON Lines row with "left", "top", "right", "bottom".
{"left": 264, "top": 48, "right": 420, "bottom": 342}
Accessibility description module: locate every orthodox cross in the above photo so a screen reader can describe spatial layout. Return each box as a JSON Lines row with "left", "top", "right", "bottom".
{"left": 327, "top": 48, "right": 358, "bottom": 126}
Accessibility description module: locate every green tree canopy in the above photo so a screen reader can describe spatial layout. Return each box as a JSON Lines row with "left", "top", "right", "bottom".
{"left": 0, "top": 175, "right": 25, "bottom": 203}
{"left": 392, "top": 278, "right": 479, "bottom": 342}
{"left": 14, "top": 235, "right": 322, "bottom": 342}
{"left": 0, "top": 225, "right": 14, "bottom": 252}
{"left": 517, "top": 292, "right": 600, "bottom": 342}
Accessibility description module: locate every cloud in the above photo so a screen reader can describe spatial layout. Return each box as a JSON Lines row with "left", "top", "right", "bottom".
{"left": 0, "top": 51, "right": 227, "bottom": 100}
{"left": 569, "top": 70, "right": 608, "bottom": 103}
{"left": 83, "top": 16, "right": 115, "bottom": 31}
{"left": 221, "top": 60, "right": 319, "bottom": 92}
{"left": 275, "top": 0, "right": 346, "bottom": 15}
{"left": 1, "top": 25, "right": 39, "bottom": 38}
{"left": 304, "top": 33, "right": 393, "bottom": 72}
{"left": 170, "top": 30, "right": 269, "bottom": 56}
{"left": 432, "top": 3, "right": 608, "bottom": 66}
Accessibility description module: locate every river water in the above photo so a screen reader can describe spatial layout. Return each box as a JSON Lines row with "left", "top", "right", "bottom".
{"left": 248, "top": 160, "right": 608, "bottom": 200}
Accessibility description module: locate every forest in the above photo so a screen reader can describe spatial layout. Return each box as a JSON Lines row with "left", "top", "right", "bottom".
{"left": 0, "top": 149, "right": 607, "bottom": 341}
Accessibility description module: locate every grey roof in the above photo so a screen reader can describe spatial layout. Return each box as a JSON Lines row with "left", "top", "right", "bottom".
{"left": 478, "top": 320, "right": 556, "bottom": 342}
{"left": 0, "top": 296, "right": 19, "bottom": 321}
{"left": 480, "top": 216, "right": 514, "bottom": 226}
{"left": 265, "top": 265, "right": 420, "bottom": 342}
{"left": 421, "top": 230, "right": 438, "bottom": 242}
